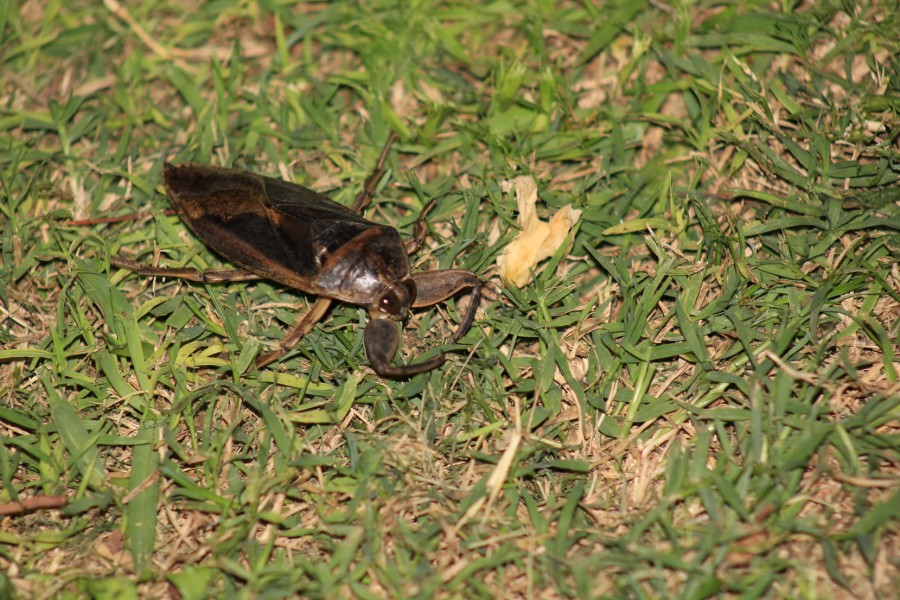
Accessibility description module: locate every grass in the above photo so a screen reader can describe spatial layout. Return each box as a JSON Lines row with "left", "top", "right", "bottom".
{"left": 1, "top": 0, "right": 899, "bottom": 597}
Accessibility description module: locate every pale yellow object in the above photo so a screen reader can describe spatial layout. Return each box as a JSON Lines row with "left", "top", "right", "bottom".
{"left": 497, "top": 176, "right": 582, "bottom": 287}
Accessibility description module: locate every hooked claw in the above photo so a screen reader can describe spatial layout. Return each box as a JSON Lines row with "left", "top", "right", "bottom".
{"left": 364, "top": 318, "right": 445, "bottom": 377}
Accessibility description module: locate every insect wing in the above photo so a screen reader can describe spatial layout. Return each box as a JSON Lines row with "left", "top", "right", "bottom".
{"left": 262, "top": 176, "right": 378, "bottom": 262}
{"left": 164, "top": 165, "right": 375, "bottom": 292}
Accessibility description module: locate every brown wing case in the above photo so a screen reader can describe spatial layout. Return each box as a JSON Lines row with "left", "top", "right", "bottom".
{"left": 164, "top": 164, "right": 383, "bottom": 295}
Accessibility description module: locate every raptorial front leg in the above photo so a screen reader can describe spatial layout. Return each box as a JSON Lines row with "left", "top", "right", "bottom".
{"left": 411, "top": 269, "right": 484, "bottom": 342}
{"left": 364, "top": 318, "right": 445, "bottom": 377}
{"left": 111, "top": 256, "right": 262, "bottom": 283}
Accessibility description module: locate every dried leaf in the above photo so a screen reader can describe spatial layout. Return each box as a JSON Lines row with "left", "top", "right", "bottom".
{"left": 497, "top": 176, "right": 581, "bottom": 287}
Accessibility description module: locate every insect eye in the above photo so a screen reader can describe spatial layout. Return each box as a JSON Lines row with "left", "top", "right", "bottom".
{"left": 380, "top": 291, "right": 402, "bottom": 316}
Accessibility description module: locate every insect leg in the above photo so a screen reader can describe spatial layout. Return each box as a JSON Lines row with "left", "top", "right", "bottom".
{"left": 404, "top": 198, "right": 438, "bottom": 255}
{"left": 410, "top": 269, "right": 484, "bottom": 342}
{"left": 364, "top": 318, "right": 445, "bottom": 377}
{"left": 350, "top": 132, "right": 398, "bottom": 213}
{"left": 111, "top": 256, "right": 262, "bottom": 283}
{"left": 255, "top": 297, "right": 332, "bottom": 368}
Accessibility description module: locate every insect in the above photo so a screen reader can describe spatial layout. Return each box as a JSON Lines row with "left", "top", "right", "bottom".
{"left": 113, "top": 135, "right": 483, "bottom": 377}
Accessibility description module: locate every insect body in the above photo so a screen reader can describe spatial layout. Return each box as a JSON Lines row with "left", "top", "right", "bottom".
{"left": 115, "top": 139, "right": 482, "bottom": 377}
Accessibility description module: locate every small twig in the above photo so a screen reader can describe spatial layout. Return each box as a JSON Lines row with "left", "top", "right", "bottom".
{"left": 0, "top": 495, "right": 67, "bottom": 516}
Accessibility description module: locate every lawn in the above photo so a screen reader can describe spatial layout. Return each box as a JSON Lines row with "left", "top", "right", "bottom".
{"left": 1, "top": 0, "right": 898, "bottom": 598}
